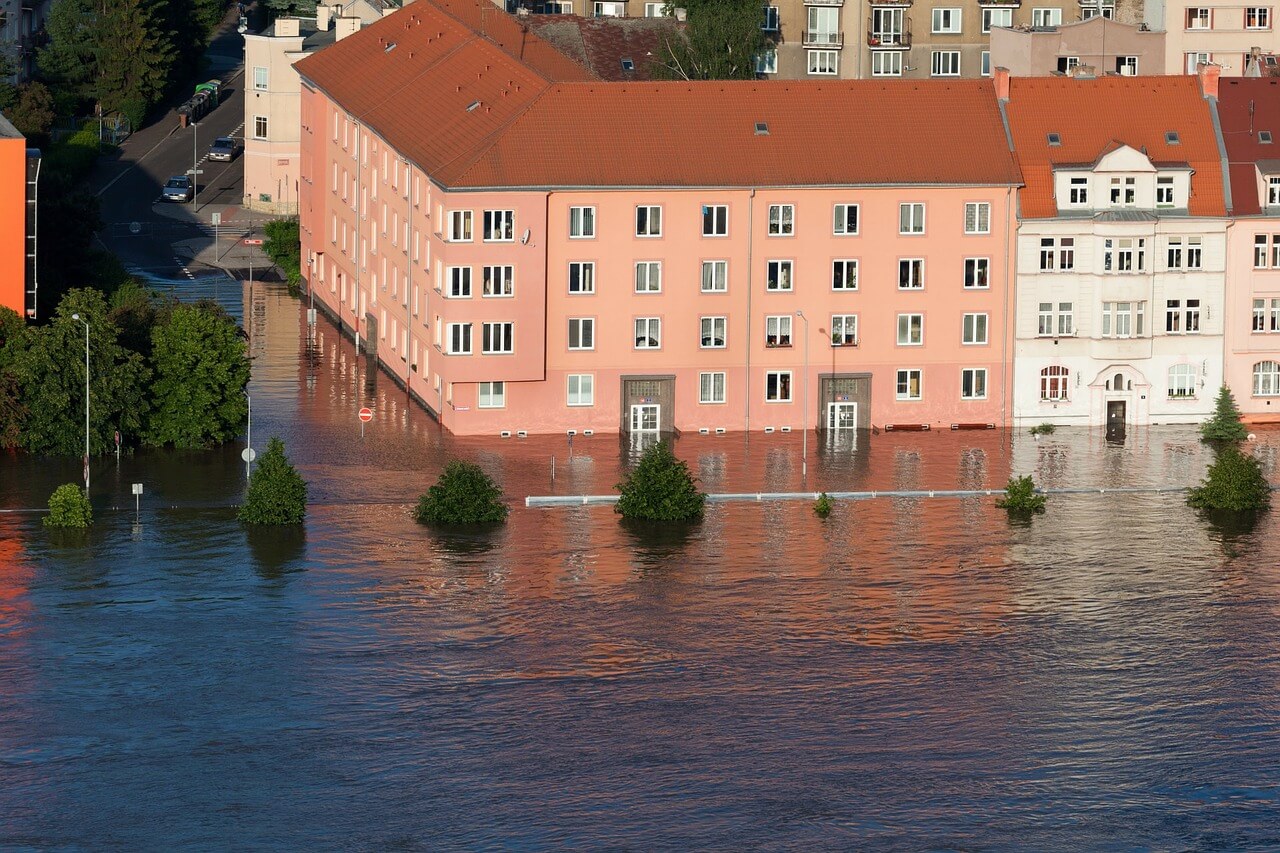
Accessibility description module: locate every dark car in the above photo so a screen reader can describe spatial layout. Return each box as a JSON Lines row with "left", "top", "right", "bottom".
{"left": 163, "top": 175, "right": 193, "bottom": 202}
{"left": 209, "top": 136, "right": 240, "bottom": 162}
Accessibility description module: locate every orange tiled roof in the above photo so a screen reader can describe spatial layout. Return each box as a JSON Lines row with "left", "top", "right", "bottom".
{"left": 1217, "top": 77, "right": 1280, "bottom": 216}
{"left": 1003, "top": 75, "right": 1226, "bottom": 218}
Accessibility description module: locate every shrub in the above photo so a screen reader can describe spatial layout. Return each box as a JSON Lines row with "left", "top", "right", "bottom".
{"left": 996, "top": 475, "right": 1046, "bottom": 515}
{"left": 239, "top": 437, "right": 307, "bottom": 525}
{"left": 413, "top": 460, "right": 509, "bottom": 525}
{"left": 813, "top": 492, "right": 833, "bottom": 518}
{"left": 263, "top": 218, "right": 302, "bottom": 291}
{"left": 1029, "top": 423, "right": 1056, "bottom": 436}
{"left": 1188, "top": 446, "right": 1272, "bottom": 513}
{"left": 44, "top": 483, "right": 92, "bottom": 528}
{"left": 1201, "top": 386, "right": 1248, "bottom": 444}
{"left": 615, "top": 441, "right": 705, "bottom": 522}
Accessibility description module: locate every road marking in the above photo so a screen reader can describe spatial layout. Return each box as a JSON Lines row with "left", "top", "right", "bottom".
{"left": 173, "top": 257, "right": 197, "bottom": 280}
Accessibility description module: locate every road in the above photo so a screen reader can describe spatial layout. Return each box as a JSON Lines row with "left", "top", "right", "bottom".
{"left": 90, "top": 9, "right": 275, "bottom": 284}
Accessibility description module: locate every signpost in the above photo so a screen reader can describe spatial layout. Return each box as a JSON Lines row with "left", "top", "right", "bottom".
{"left": 212, "top": 211, "right": 220, "bottom": 253}
{"left": 243, "top": 238, "right": 263, "bottom": 245}
{"left": 132, "top": 482, "right": 143, "bottom": 519}
{"left": 359, "top": 406, "right": 373, "bottom": 438}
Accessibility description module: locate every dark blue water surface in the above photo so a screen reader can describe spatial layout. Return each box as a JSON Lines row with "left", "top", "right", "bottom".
{"left": 2, "top": 285, "right": 1279, "bottom": 849}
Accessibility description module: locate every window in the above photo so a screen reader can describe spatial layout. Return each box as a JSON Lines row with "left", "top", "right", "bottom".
{"left": 961, "top": 368, "right": 987, "bottom": 400}
{"left": 1156, "top": 176, "right": 1175, "bottom": 207}
{"left": 1255, "top": 234, "right": 1271, "bottom": 268}
{"left": 807, "top": 5, "right": 840, "bottom": 42}
{"left": 700, "top": 371, "right": 727, "bottom": 404}
{"left": 964, "top": 202, "right": 991, "bottom": 234}
{"left": 768, "top": 204, "right": 794, "bottom": 236}
{"left": 897, "top": 313, "right": 923, "bottom": 345}
{"left": 1101, "top": 301, "right": 1145, "bottom": 337}
{"left": 482, "top": 210, "right": 514, "bottom": 242}
{"left": 1040, "top": 366, "right": 1069, "bottom": 401}
{"left": 448, "top": 210, "right": 473, "bottom": 242}
{"left": 568, "top": 262, "right": 595, "bottom": 294}
{"left": 1255, "top": 361, "right": 1280, "bottom": 395}
{"left": 1186, "top": 7, "right": 1211, "bottom": 28}
{"left": 1058, "top": 56, "right": 1080, "bottom": 73}
{"left": 253, "top": 66, "right": 268, "bottom": 91}
{"left": 832, "top": 314, "right": 858, "bottom": 345}
{"left": 636, "top": 205, "right": 662, "bottom": 236}
{"left": 766, "top": 371, "right": 792, "bottom": 402}
{"left": 635, "top": 261, "right": 662, "bottom": 293}
{"left": 1103, "top": 237, "right": 1145, "bottom": 273}
{"left": 594, "top": 1, "right": 624, "bottom": 15}
{"left": 932, "top": 7, "right": 961, "bottom": 32}
{"left": 569, "top": 206, "right": 595, "bottom": 238}
{"left": 447, "top": 322, "right": 472, "bottom": 354}
{"left": 1037, "top": 302, "right": 1074, "bottom": 336}
{"left": 483, "top": 265, "right": 514, "bottom": 297}
{"left": 872, "top": 51, "right": 903, "bottom": 77}
{"left": 478, "top": 381, "right": 505, "bottom": 408}
{"left": 755, "top": 49, "right": 778, "bottom": 74}
{"left": 1032, "top": 7, "right": 1062, "bottom": 25}
{"left": 1167, "top": 236, "right": 1202, "bottom": 270}
{"left": 766, "top": 315, "right": 793, "bottom": 346}
{"left": 1109, "top": 176, "right": 1137, "bottom": 206}
{"left": 1185, "top": 51, "right": 1212, "bottom": 73}
{"left": 644, "top": 1, "right": 668, "bottom": 14}
{"left": 448, "top": 266, "right": 472, "bottom": 298}
{"left": 767, "top": 260, "right": 794, "bottom": 291}
{"left": 1268, "top": 177, "right": 1280, "bottom": 206}
{"left": 635, "top": 317, "right": 661, "bottom": 349}
{"left": 965, "top": 257, "right": 990, "bottom": 288}
{"left": 253, "top": 115, "right": 268, "bottom": 140}
{"left": 1167, "top": 364, "right": 1197, "bottom": 398}
{"left": 567, "top": 374, "right": 594, "bottom": 406}
{"left": 808, "top": 50, "right": 839, "bottom": 75}
{"left": 1080, "top": 0, "right": 1114, "bottom": 18}
{"left": 898, "top": 258, "right": 924, "bottom": 289}
{"left": 701, "top": 316, "right": 727, "bottom": 348}
{"left": 981, "top": 51, "right": 991, "bottom": 76}
{"left": 762, "top": 5, "right": 779, "bottom": 30}
{"left": 899, "top": 203, "right": 925, "bottom": 234}
{"left": 832, "top": 259, "right": 859, "bottom": 290}
{"left": 482, "top": 322, "right": 514, "bottom": 354}
{"left": 962, "top": 313, "right": 989, "bottom": 345}
{"left": 932, "top": 50, "right": 961, "bottom": 76}
{"left": 568, "top": 317, "right": 595, "bottom": 350}
{"left": 702, "top": 204, "right": 728, "bottom": 236}
{"left": 1264, "top": 131, "right": 1275, "bottom": 144}
{"left": 702, "top": 260, "right": 728, "bottom": 292}
{"left": 982, "top": 7, "right": 1012, "bottom": 31}
{"left": 1252, "top": 298, "right": 1280, "bottom": 332}
{"left": 896, "top": 369, "right": 922, "bottom": 400}
{"left": 833, "top": 203, "right": 859, "bottom": 235}
{"left": 1038, "top": 236, "right": 1075, "bottom": 271}
{"left": 1246, "top": 6, "right": 1271, "bottom": 28}
{"left": 1068, "top": 177, "right": 1089, "bottom": 205}
{"left": 1165, "top": 299, "right": 1201, "bottom": 333}
{"left": 1116, "top": 55, "right": 1138, "bottom": 75}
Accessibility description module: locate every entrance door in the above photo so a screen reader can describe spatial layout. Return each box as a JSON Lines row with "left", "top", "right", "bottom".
{"left": 1106, "top": 400, "right": 1126, "bottom": 439}
{"left": 630, "top": 404, "right": 660, "bottom": 433}
{"left": 827, "top": 402, "right": 858, "bottom": 431}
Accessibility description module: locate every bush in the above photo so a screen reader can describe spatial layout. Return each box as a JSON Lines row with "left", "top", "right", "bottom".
{"left": 813, "top": 492, "right": 833, "bottom": 518}
{"left": 239, "top": 437, "right": 307, "bottom": 525}
{"left": 1201, "top": 386, "right": 1248, "bottom": 444}
{"left": 413, "top": 460, "right": 508, "bottom": 525}
{"left": 996, "top": 475, "right": 1046, "bottom": 516}
{"left": 615, "top": 441, "right": 705, "bottom": 522}
{"left": 263, "top": 218, "right": 302, "bottom": 291}
{"left": 1188, "top": 446, "right": 1272, "bottom": 513}
{"left": 1029, "top": 423, "right": 1056, "bottom": 436}
{"left": 44, "top": 483, "right": 92, "bottom": 527}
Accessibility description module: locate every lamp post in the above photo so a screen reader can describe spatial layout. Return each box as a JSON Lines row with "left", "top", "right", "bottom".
{"left": 795, "top": 309, "right": 809, "bottom": 485}
{"left": 191, "top": 121, "right": 198, "bottom": 208}
{"left": 243, "top": 390, "right": 252, "bottom": 482}
{"left": 71, "top": 313, "right": 90, "bottom": 491}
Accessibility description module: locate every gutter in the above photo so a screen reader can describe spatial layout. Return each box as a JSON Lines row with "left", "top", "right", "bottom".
{"left": 1205, "top": 94, "right": 1234, "bottom": 214}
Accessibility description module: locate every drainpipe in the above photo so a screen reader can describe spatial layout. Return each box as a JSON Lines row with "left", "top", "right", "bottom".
{"left": 404, "top": 156, "right": 413, "bottom": 399}
{"left": 745, "top": 188, "right": 756, "bottom": 432}
{"left": 1002, "top": 185, "right": 1013, "bottom": 426}
{"left": 353, "top": 117, "right": 362, "bottom": 355}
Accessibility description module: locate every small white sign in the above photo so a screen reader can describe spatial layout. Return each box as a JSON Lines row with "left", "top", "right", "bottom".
{"left": 132, "top": 483, "right": 143, "bottom": 495}
{"left": 241, "top": 448, "right": 257, "bottom": 462}
{"left": 211, "top": 212, "right": 221, "bottom": 226}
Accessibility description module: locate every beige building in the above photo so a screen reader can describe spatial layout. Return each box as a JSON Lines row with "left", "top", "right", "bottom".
{"left": 1151, "top": 0, "right": 1279, "bottom": 74}
{"left": 990, "top": 16, "right": 1166, "bottom": 75}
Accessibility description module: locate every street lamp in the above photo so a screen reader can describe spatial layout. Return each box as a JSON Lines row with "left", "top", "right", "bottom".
{"left": 190, "top": 121, "right": 198, "bottom": 208}
{"left": 795, "top": 309, "right": 809, "bottom": 485}
{"left": 243, "top": 389, "right": 252, "bottom": 482}
{"left": 70, "top": 313, "right": 90, "bottom": 491}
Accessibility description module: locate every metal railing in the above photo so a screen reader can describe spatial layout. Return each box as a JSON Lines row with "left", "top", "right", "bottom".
{"left": 803, "top": 30, "right": 844, "bottom": 46}
{"left": 867, "top": 17, "right": 912, "bottom": 46}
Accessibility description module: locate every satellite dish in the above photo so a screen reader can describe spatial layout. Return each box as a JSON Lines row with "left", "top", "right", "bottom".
{"left": 521, "top": 228, "right": 531, "bottom": 244}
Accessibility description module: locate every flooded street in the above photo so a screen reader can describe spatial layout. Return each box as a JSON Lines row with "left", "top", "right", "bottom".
{"left": 2, "top": 284, "right": 1279, "bottom": 848}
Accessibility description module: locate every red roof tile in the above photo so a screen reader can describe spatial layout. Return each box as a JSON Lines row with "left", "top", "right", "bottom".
{"left": 525, "top": 16, "right": 681, "bottom": 81}
{"left": 1217, "top": 77, "right": 1280, "bottom": 216}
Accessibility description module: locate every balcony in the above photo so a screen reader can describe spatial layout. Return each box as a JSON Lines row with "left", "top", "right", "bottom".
{"left": 868, "top": 0, "right": 911, "bottom": 6}
{"left": 803, "top": 30, "right": 844, "bottom": 47}
{"left": 867, "top": 18, "right": 912, "bottom": 46}
{"left": 978, "top": 0, "right": 1020, "bottom": 5}
{"left": 804, "top": 0, "right": 844, "bottom": 5}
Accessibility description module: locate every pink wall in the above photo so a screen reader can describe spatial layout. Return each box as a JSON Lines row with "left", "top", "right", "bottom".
{"left": 1225, "top": 220, "right": 1280, "bottom": 422}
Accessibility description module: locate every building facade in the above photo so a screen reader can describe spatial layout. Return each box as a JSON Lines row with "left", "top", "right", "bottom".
{"left": 989, "top": 16, "right": 1165, "bottom": 75}
{"left": 0, "top": 112, "right": 29, "bottom": 319}
{"left": 1155, "top": 0, "right": 1279, "bottom": 75}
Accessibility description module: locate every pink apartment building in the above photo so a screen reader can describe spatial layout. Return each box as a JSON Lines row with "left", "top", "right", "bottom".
{"left": 294, "top": 0, "right": 1021, "bottom": 436}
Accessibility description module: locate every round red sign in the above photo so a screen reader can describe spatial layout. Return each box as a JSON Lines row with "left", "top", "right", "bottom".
{"left": 358, "top": 407, "right": 374, "bottom": 422}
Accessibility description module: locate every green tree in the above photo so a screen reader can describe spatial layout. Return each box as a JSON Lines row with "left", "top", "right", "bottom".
{"left": 12, "top": 289, "right": 150, "bottom": 456}
{"left": 414, "top": 460, "right": 509, "bottom": 525}
{"left": 144, "top": 302, "right": 250, "bottom": 447}
{"left": 654, "top": 0, "right": 767, "bottom": 80}
{"left": 615, "top": 441, "right": 706, "bottom": 522}
{"left": 44, "top": 483, "right": 93, "bottom": 528}
{"left": 1188, "top": 446, "right": 1272, "bottom": 513}
{"left": 8, "top": 83, "right": 58, "bottom": 147}
{"left": 96, "top": 0, "right": 178, "bottom": 129}
{"left": 239, "top": 437, "right": 308, "bottom": 525}
{"left": 996, "top": 474, "right": 1047, "bottom": 516}
{"left": 38, "top": 0, "right": 100, "bottom": 105}
{"left": 108, "top": 280, "right": 161, "bottom": 357}
{"left": 264, "top": 0, "right": 318, "bottom": 16}
{"left": 0, "top": 306, "right": 29, "bottom": 448}
{"left": 263, "top": 217, "right": 302, "bottom": 290}
{"left": 1200, "top": 386, "right": 1248, "bottom": 444}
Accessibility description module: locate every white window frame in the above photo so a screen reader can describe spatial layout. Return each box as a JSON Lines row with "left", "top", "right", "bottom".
{"left": 766, "top": 314, "right": 793, "bottom": 347}
{"left": 1031, "top": 7, "right": 1062, "bottom": 26}
{"left": 755, "top": 48, "right": 778, "bottom": 74}
{"left": 807, "top": 49, "right": 839, "bottom": 75}
{"left": 1254, "top": 361, "right": 1280, "bottom": 395}
{"left": 482, "top": 209, "right": 514, "bottom": 242}
{"left": 899, "top": 202, "right": 925, "bottom": 234}
{"left": 768, "top": 204, "right": 795, "bottom": 236}
{"left": 482, "top": 322, "right": 514, "bottom": 355}
{"left": 1186, "top": 7, "right": 1212, "bottom": 29}
{"left": 965, "top": 202, "right": 991, "bottom": 234}
{"left": 700, "top": 371, "right": 727, "bottom": 404}
{"left": 253, "top": 66, "right": 268, "bottom": 91}
{"left": 568, "top": 261, "right": 595, "bottom": 294}
{"left": 831, "top": 314, "right": 858, "bottom": 346}
{"left": 767, "top": 259, "right": 794, "bottom": 291}
{"left": 872, "top": 51, "right": 903, "bottom": 77}
{"left": 447, "top": 265, "right": 472, "bottom": 298}
{"left": 1268, "top": 177, "right": 1280, "bottom": 206}
{"left": 832, "top": 259, "right": 859, "bottom": 291}
{"left": 897, "top": 313, "right": 924, "bottom": 346}
{"left": 982, "top": 6, "right": 1012, "bottom": 32}
{"left": 961, "top": 367, "right": 988, "bottom": 400}
{"left": 636, "top": 205, "right": 662, "bottom": 237}
{"left": 568, "top": 317, "right": 595, "bottom": 350}
{"left": 1185, "top": 51, "right": 1212, "bottom": 73}
{"left": 1168, "top": 364, "right": 1198, "bottom": 399}
{"left": 1246, "top": 6, "right": 1271, "bottom": 28}
{"left": 569, "top": 206, "right": 596, "bottom": 238}
{"left": 702, "top": 204, "right": 729, "bottom": 237}
{"left": 634, "top": 317, "right": 662, "bottom": 349}
{"left": 253, "top": 115, "right": 268, "bottom": 140}
{"left": 896, "top": 368, "right": 923, "bottom": 401}
{"left": 1040, "top": 366, "right": 1069, "bottom": 401}
{"left": 962, "top": 312, "right": 989, "bottom": 345}
{"left": 931, "top": 50, "right": 961, "bottom": 77}
{"left": 482, "top": 265, "right": 514, "bottom": 298}
{"left": 700, "top": 316, "right": 727, "bottom": 349}
{"left": 702, "top": 260, "right": 728, "bottom": 292}
{"left": 898, "top": 258, "right": 924, "bottom": 290}
{"left": 567, "top": 374, "right": 595, "bottom": 406}
{"left": 634, "top": 261, "right": 663, "bottom": 293}
{"left": 447, "top": 322, "right": 472, "bottom": 355}
{"left": 965, "top": 257, "right": 990, "bottom": 289}
{"left": 833, "top": 203, "right": 859, "bottom": 235}
{"left": 478, "top": 381, "right": 505, "bottom": 409}
{"left": 762, "top": 5, "right": 780, "bottom": 31}
{"left": 765, "top": 370, "right": 793, "bottom": 403}
{"left": 447, "top": 210, "right": 473, "bottom": 242}
{"left": 932, "top": 7, "right": 962, "bottom": 32}
{"left": 1068, "top": 176, "right": 1089, "bottom": 206}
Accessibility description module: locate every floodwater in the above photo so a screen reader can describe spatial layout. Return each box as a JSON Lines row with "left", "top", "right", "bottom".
{"left": 2, "top": 284, "right": 1279, "bottom": 849}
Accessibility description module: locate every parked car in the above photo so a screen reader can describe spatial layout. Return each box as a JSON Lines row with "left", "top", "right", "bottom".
{"left": 163, "top": 175, "right": 193, "bottom": 202}
{"left": 208, "top": 136, "right": 240, "bottom": 161}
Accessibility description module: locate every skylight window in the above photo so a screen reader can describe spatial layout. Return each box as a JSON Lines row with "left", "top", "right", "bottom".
{"left": 384, "top": 42, "right": 397, "bottom": 53}
{"left": 1047, "top": 132, "right": 1061, "bottom": 146}
{"left": 621, "top": 58, "right": 634, "bottom": 71}
{"left": 466, "top": 100, "right": 481, "bottom": 112}
{"left": 1261, "top": 130, "right": 1274, "bottom": 144}
{"left": 1165, "top": 131, "right": 1180, "bottom": 144}
{"left": 755, "top": 122, "right": 769, "bottom": 135}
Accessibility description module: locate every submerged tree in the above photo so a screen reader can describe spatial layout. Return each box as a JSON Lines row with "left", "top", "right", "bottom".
{"left": 1188, "top": 446, "right": 1272, "bottom": 514}
{"left": 413, "top": 460, "right": 509, "bottom": 525}
{"left": 996, "top": 475, "right": 1047, "bottom": 516}
{"left": 615, "top": 441, "right": 706, "bottom": 522}
{"left": 1200, "top": 386, "right": 1248, "bottom": 444}
{"left": 239, "top": 438, "right": 308, "bottom": 525}
{"left": 44, "top": 483, "right": 93, "bottom": 528}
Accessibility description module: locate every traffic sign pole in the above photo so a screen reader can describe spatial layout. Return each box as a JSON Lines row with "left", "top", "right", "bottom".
{"left": 359, "top": 406, "right": 373, "bottom": 439}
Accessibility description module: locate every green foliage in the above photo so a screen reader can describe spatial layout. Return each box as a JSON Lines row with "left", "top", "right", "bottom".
{"left": 96, "top": 0, "right": 178, "bottom": 128}
{"left": 1200, "top": 386, "right": 1248, "bottom": 444}
{"left": 144, "top": 302, "right": 249, "bottom": 448}
{"left": 413, "top": 460, "right": 509, "bottom": 525}
{"left": 44, "top": 483, "right": 92, "bottom": 528}
{"left": 108, "top": 280, "right": 161, "bottom": 356}
{"left": 813, "top": 492, "right": 833, "bottom": 518}
{"left": 239, "top": 437, "right": 307, "bottom": 525}
{"left": 615, "top": 441, "right": 706, "bottom": 522}
{"left": 7, "top": 83, "right": 57, "bottom": 146}
{"left": 1029, "top": 423, "right": 1057, "bottom": 436}
{"left": 996, "top": 475, "right": 1047, "bottom": 515}
{"left": 39, "top": 0, "right": 100, "bottom": 105}
{"left": 0, "top": 307, "right": 29, "bottom": 448}
{"left": 264, "top": 0, "right": 317, "bottom": 16}
{"left": 653, "top": 0, "right": 767, "bottom": 80}
{"left": 263, "top": 218, "right": 303, "bottom": 290}
{"left": 1188, "top": 446, "right": 1272, "bottom": 513}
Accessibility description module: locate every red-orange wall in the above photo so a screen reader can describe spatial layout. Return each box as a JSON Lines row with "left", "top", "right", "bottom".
{"left": 0, "top": 137, "right": 26, "bottom": 318}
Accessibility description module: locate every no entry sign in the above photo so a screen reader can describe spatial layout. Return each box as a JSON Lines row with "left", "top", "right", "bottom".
{"left": 358, "top": 407, "right": 374, "bottom": 422}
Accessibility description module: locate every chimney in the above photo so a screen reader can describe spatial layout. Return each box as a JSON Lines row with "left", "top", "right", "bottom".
{"left": 336, "top": 16, "right": 363, "bottom": 40}
{"left": 382, "top": 7, "right": 396, "bottom": 15}
{"left": 316, "top": 4, "right": 334, "bottom": 30}
{"left": 1198, "top": 61, "right": 1221, "bottom": 99}
{"left": 994, "top": 66, "right": 1010, "bottom": 101}
{"left": 274, "top": 16, "right": 301, "bottom": 37}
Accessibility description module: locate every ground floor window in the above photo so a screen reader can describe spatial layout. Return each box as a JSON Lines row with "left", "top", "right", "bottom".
{"left": 896, "top": 368, "right": 922, "bottom": 400}
{"left": 478, "top": 381, "right": 505, "bottom": 408}
{"left": 1168, "top": 364, "right": 1197, "bottom": 398}
{"left": 872, "top": 51, "right": 902, "bottom": 77}
{"left": 766, "top": 371, "right": 792, "bottom": 402}
{"left": 700, "top": 371, "right": 726, "bottom": 404}
{"left": 961, "top": 368, "right": 987, "bottom": 400}
{"left": 567, "top": 374, "right": 594, "bottom": 406}
{"left": 1255, "top": 361, "right": 1280, "bottom": 396}
{"left": 1040, "top": 365, "right": 1069, "bottom": 401}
